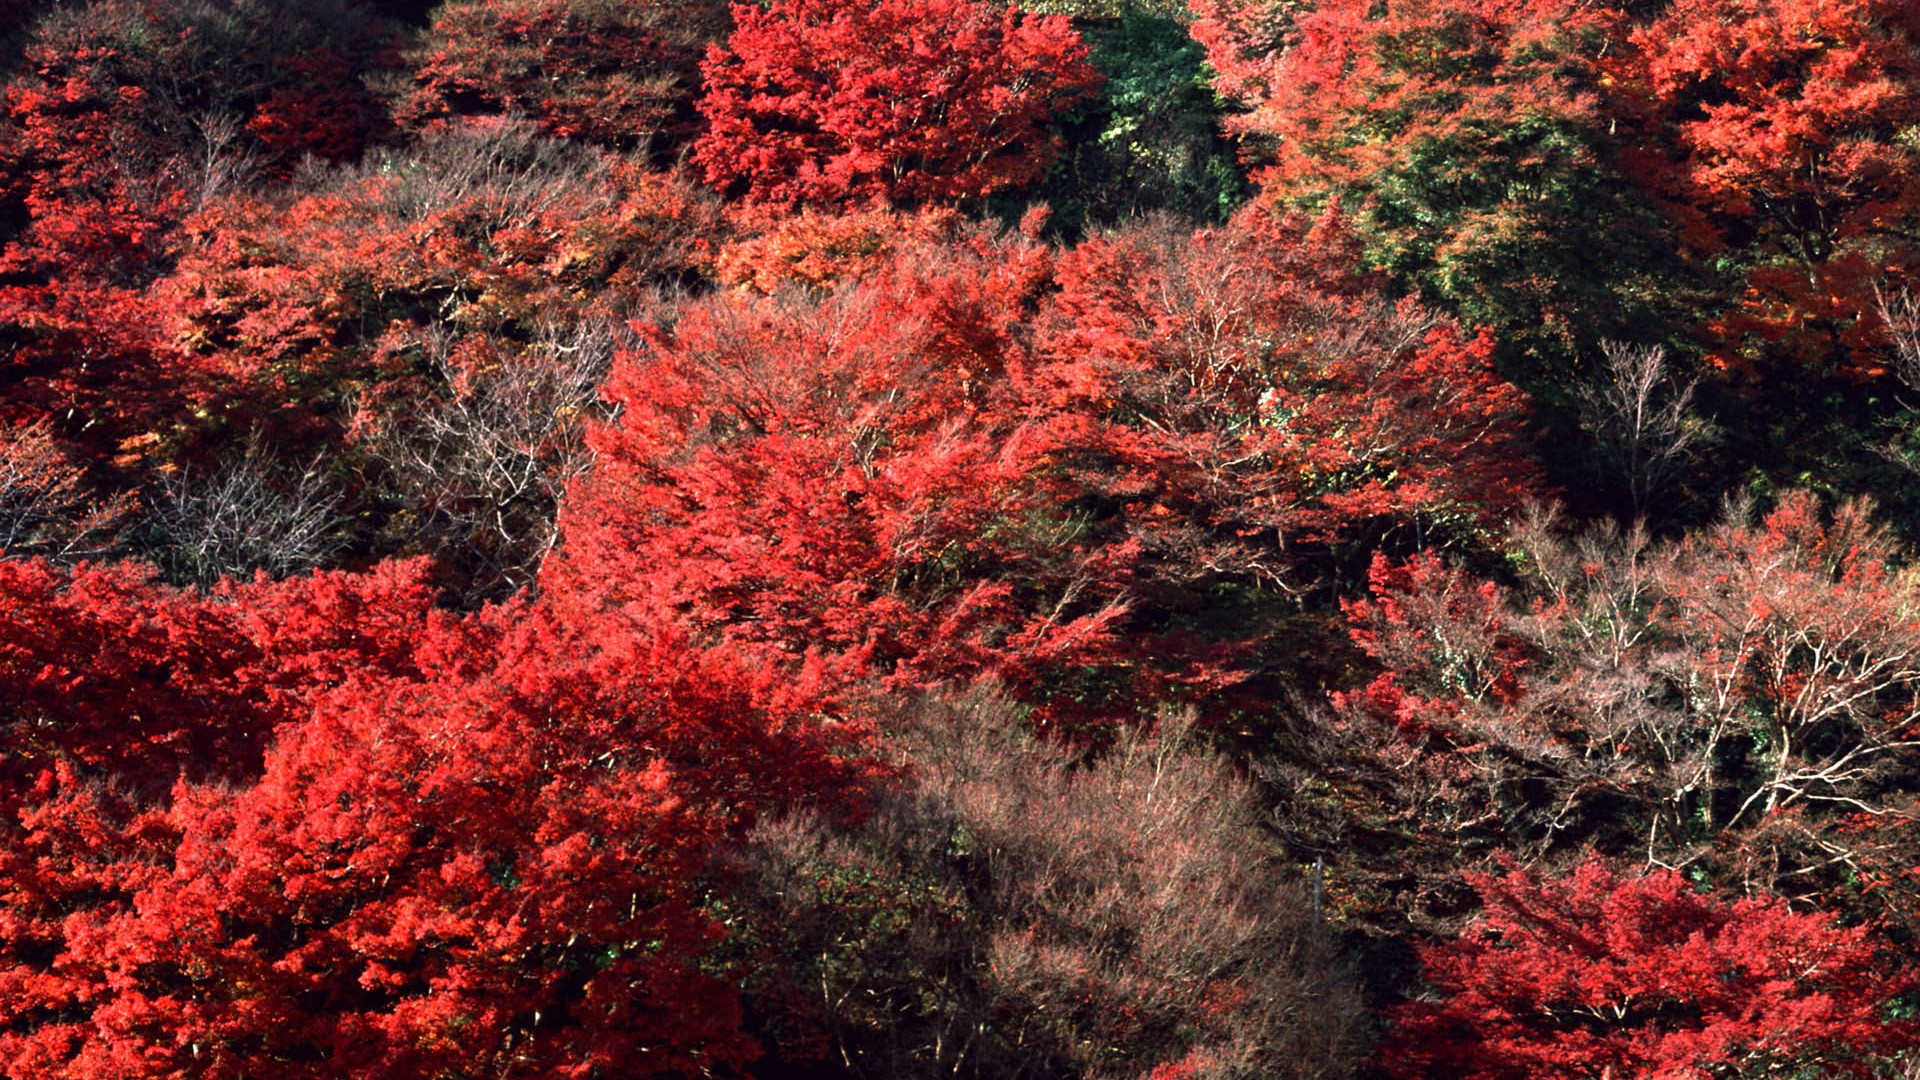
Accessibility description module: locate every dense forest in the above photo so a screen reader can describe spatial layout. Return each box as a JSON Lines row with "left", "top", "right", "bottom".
{"left": 4, "top": 0, "right": 1920, "bottom": 1074}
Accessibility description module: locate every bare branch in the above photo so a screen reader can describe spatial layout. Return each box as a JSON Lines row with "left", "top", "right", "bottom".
{"left": 149, "top": 440, "right": 347, "bottom": 585}
{"left": 1874, "top": 282, "right": 1920, "bottom": 393}
{"left": 358, "top": 318, "right": 617, "bottom": 599}
{"left": 0, "top": 419, "right": 133, "bottom": 561}
{"left": 1574, "top": 340, "right": 1700, "bottom": 521}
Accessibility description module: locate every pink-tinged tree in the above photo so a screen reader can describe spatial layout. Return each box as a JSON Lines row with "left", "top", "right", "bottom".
{"left": 397, "top": 0, "right": 730, "bottom": 152}
{"left": 1184, "top": 0, "right": 1299, "bottom": 132}
{"left": 694, "top": 0, "right": 1102, "bottom": 207}
{"left": 1380, "top": 858, "right": 1915, "bottom": 1079}
{"left": 732, "top": 691, "right": 1368, "bottom": 1079}
{"left": 1326, "top": 493, "right": 1920, "bottom": 938}
{"left": 158, "top": 123, "right": 716, "bottom": 440}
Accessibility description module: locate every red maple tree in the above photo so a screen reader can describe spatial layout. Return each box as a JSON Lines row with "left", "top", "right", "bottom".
{"left": 548, "top": 210, "right": 1539, "bottom": 727}
{"left": 694, "top": 0, "right": 1101, "bottom": 207}
{"left": 0, "top": 557, "right": 871, "bottom": 1075}
{"left": 1620, "top": 0, "right": 1920, "bottom": 375}
{"left": 1381, "top": 857, "right": 1915, "bottom": 1079}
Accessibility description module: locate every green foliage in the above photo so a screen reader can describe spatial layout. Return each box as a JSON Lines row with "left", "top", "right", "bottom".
{"left": 1030, "top": 9, "right": 1248, "bottom": 230}
{"left": 1253, "top": 0, "right": 1692, "bottom": 388}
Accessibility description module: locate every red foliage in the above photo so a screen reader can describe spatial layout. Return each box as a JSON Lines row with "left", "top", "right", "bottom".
{"left": 244, "top": 49, "right": 388, "bottom": 167}
{"left": 0, "top": 1, "right": 394, "bottom": 463}
{"left": 0, "top": 557, "right": 444, "bottom": 787}
{"left": 0, "top": 68, "right": 179, "bottom": 287}
{"left": 694, "top": 0, "right": 1101, "bottom": 207}
{"left": 709, "top": 203, "right": 963, "bottom": 293}
{"left": 545, "top": 228, "right": 1132, "bottom": 717}
{"left": 548, "top": 211, "right": 1539, "bottom": 725}
{"left": 1620, "top": 0, "right": 1920, "bottom": 375}
{"left": 1, "top": 0, "right": 390, "bottom": 280}
{"left": 1040, "top": 210, "right": 1540, "bottom": 554}
{"left": 155, "top": 123, "right": 717, "bottom": 457}
{"left": 0, "top": 282, "right": 175, "bottom": 466}
{"left": 1184, "top": 0, "right": 1298, "bottom": 127}
{"left": 1318, "top": 549, "right": 1545, "bottom": 922}
{"left": 1335, "top": 551, "right": 1529, "bottom": 742}
{"left": 1381, "top": 858, "right": 1915, "bottom": 1079}
{"left": 0, "top": 553, "right": 870, "bottom": 1074}
{"left": 0, "top": 19, "right": 185, "bottom": 447}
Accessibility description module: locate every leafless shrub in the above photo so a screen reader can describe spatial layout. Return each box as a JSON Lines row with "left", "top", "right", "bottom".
{"left": 334, "top": 118, "right": 610, "bottom": 222}
{"left": 148, "top": 441, "right": 346, "bottom": 585}
{"left": 731, "top": 687, "right": 1366, "bottom": 1080}
{"left": 0, "top": 419, "right": 132, "bottom": 561}
{"left": 1574, "top": 340, "right": 1701, "bottom": 521}
{"left": 356, "top": 318, "right": 618, "bottom": 599}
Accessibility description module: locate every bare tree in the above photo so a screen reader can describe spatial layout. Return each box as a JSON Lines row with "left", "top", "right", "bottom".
{"left": 1865, "top": 285, "right": 1920, "bottom": 480}
{"left": 357, "top": 318, "right": 617, "bottom": 599}
{"left": 187, "top": 110, "right": 260, "bottom": 211}
{"left": 1574, "top": 340, "right": 1700, "bottom": 522}
{"left": 149, "top": 441, "right": 347, "bottom": 585}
